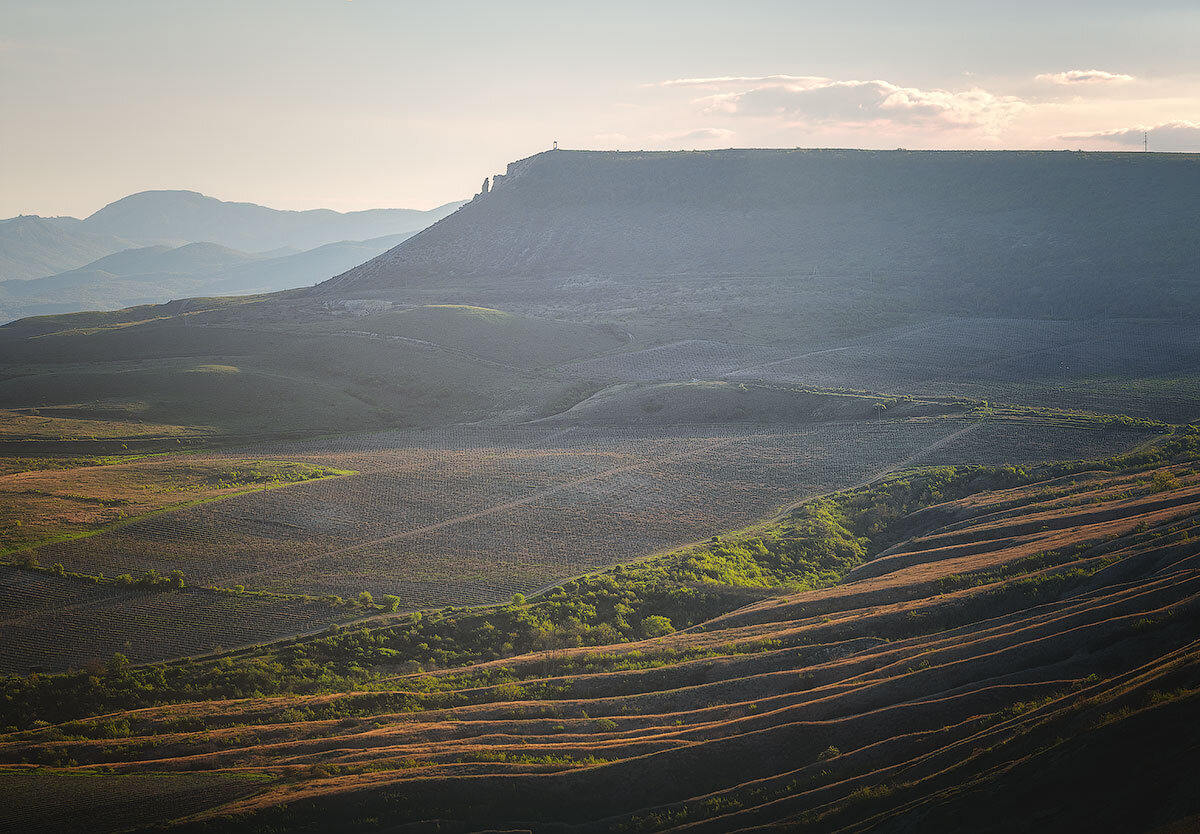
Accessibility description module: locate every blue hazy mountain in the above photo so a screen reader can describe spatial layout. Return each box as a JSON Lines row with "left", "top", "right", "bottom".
{"left": 0, "top": 234, "right": 417, "bottom": 322}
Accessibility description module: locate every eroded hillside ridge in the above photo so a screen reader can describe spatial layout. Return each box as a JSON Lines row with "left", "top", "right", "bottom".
{"left": 321, "top": 149, "right": 1200, "bottom": 318}
{"left": 3, "top": 447, "right": 1199, "bottom": 832}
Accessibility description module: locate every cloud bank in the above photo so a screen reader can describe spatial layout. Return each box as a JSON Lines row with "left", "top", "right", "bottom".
{"left": 658, "top": 75, "right": 1026, "bottom": 135}
{"left": 1035, "top": 69, "right": 1134, "bottom": 84}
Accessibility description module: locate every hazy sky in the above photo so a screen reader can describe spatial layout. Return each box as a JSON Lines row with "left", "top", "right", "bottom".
{"left": 3, "top": 0, "right": 1198, "bottom": 217}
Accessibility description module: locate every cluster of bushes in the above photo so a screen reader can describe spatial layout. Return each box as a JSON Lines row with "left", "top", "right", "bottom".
{"left": 5, "top": 558, "right": 186, "bottom": 590}
{"left": 113, "top": 569, "right": 185, "bottom": 589}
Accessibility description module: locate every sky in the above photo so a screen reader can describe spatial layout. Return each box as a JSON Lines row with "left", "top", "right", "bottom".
{"left": 2, "top": 0, "right": 1198, "bottom": 218}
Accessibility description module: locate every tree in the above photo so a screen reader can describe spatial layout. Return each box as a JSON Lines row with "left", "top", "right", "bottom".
{"left": 108, "top": 652, "right": 130, "bottom": 675}
{"left": 382, "top": 594, "right": 402, "bottom": 612}
{"left": 511, "top": 592, "right": 526, "bottom": 606}
{"left": 357, "top": 590, "right": 375, "bottom": 607}
{"left": 641, "top": 615, "right": 675, "bottom": 638}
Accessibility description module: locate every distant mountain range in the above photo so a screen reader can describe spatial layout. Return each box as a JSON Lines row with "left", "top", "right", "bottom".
{"left": 83, "top": 190, "right": 463, "bottom": 252}
{"left": 0, "top": 191, "right": 464, "bottom": 321}
{"left": 0, "top": 234, "right": 416, "bottom": 321}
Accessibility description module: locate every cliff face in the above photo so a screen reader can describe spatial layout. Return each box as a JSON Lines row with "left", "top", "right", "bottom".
{"left": 320, "top": 149, "right": 1200, "bottom": 318}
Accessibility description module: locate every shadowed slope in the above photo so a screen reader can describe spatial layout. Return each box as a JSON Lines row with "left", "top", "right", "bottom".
{"left": 323, "top": 149, "right": 1200, "bottom": 320}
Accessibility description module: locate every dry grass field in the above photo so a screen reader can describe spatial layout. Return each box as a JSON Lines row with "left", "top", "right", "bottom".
{"left": 0, "top": 456, "right": 350, "bottom": 557}
{"left": 0, "top": 407, "right": 207, "bottom": 443}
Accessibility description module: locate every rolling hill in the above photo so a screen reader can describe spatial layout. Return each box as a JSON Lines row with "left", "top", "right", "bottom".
{"left": 2, "top": 443, "right": 1197, "bottom": 832}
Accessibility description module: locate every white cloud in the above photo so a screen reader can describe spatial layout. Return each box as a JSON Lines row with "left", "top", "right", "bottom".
{"left": 1059, "top": 119, "right": 1200, "bottom": 146}
{"left": 663, "top": 127, "right": 735, "bottom": 142}
{"left": 656, "top": 75, "right": 829, "bottom": 89}
{"left": 658, "top": 75, "right": 1025, "bottom": 135}
{"left": 1035, "top": 69, "right": 1134, "bottom": 84}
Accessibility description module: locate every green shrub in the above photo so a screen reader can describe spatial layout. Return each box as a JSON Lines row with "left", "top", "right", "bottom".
{"left": 641, "top": 615, "right": 676, "bottom": 638}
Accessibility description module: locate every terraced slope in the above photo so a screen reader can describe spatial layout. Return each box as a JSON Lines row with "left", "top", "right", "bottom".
{"left": 2, "top": 455, "right": 1197, "bottom": 832}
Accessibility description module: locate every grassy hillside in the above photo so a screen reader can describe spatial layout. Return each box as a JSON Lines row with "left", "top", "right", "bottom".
{"left": 0, "top": 455, "right": 349, "bottom": 557}
{"left": 540, "top": 382, "right": 965, "bottom": 425}
{"left": 322, "top": 303, "right": 627, "bottom": 368}
{"left": 1, "top": 434, "right": 1197, "bottom": 831}
{"left": 0, "top": 297, "right": 552, "bottom": 437}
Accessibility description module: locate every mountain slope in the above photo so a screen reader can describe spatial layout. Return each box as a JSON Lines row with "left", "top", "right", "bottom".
{"left": 323, "top": 149, "right": 1200, "bottom": 319}
{"left": 0, "top": 216, "right": 134, "bottom": 281}
{"left": 77, "top": 241, "right": 262, "bottom": 276}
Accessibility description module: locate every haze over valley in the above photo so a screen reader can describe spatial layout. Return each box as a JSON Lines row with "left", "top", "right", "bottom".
{"left": 0, "top": 191, "right": 462, "bottom": 321}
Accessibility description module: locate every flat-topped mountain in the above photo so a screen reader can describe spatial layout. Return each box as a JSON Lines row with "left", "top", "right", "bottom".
{"left": 324, "top": 149, "right": 1200, "bottom": 318}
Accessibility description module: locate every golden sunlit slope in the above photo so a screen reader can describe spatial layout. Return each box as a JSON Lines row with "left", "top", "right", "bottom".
{"left": 2, "top": 454, "right": 1198, "bottom": 833}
